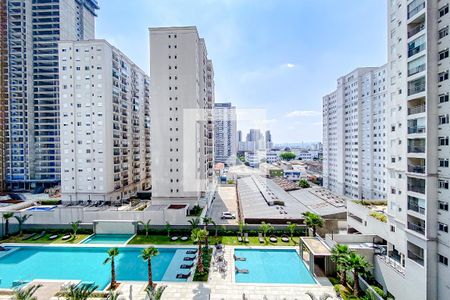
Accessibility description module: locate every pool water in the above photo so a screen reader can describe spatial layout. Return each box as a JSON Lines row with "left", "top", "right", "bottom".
{"left": 25, "top": 205, "right": 56, "bottom": 212}
{"left": 82, "top": 234, "right": 133, "bottom": 245}
{"left": 234, "top": 249, "right": 316, "bottom": 284}
{"left": 0, "top": 246, "right": 195, "bottom": 289}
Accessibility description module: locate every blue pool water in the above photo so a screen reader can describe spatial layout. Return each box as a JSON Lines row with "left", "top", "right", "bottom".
{"left": 0, "top": 246, "right": 195, "bottom": 289}
{"left": 82, "top": 234, "right": 133, "bottom": 245}
{"left": 234, "top": 249, "right": 316, "bottom": 284}
{"left": 25, "top": 205, "right": 56, "bottom": 212}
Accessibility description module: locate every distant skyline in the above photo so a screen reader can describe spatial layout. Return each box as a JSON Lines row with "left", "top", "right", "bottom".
{"left": 96, "top": 0, "right": 387, "bottom": 143}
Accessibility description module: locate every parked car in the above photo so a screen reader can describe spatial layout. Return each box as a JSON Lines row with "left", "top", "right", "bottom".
{"left": 221, "top": 211, "right": 236, "bottom": 219}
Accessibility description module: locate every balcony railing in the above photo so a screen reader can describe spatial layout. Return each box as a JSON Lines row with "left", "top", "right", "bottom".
{"left": 408, "top": 44, "right": 426, "bottom": 57}
{"left": 408, "top": 126, "right": 426, "bottom": 134}
{"left": 407, "top": 222, "right": 426, "bottom": 235}
{"left": 408, "top": 64, "right": 426, "bottom": 76}
{"left": 408, "top": 250, "right": 425, "bottom": 266}
{"left": 408, "top": 104, "right": 426, "bottom": 115}
{"left": 408, "top": 145, "right": 425, "bottom": 153}
{"left": 408, "top": 0, "right": 425, "bottom": 19}
{"left": 408, "top": 202, "right": 426, "bottom": 214}
{"left": 408, "top": 184, "right": 425, "bottom": 194}
{"left": 408, "top": 23, "right": 425, "bottom": 38}
{"left": 408, "top": 82, "right": 426, "bottom": 95}
{"left": 408, "top": 164, "right": 425, "bottom": 174}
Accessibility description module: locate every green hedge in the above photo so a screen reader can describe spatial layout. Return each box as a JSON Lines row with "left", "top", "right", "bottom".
{"left": 193, "top": 247, "right": 212, "bottom": 281}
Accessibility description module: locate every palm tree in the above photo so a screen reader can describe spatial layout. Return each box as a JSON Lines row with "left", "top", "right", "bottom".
{"left": 145, "top": 285, "right": 166, "bottom": 300}
{"left": 138, "top": 219, "right": 151, "bottom": 237}
{"left": 13, "top": 284, "right": 42, "bottom": 300}
{"left": 3, "top": 212, "right": 14, "bottom": 237}
{"left": 165, "top": 222, "right": 171, "bottom": 237}
{"left": 64, "top": 284, "right": 98, "bottom": 300}
{"left": 141, "top": 246, "right": 159, "bottom": 287}
{"left": 14, "top": 214, "right": 32, "bottom": 235}
{"left": 70, "top": 220, "right": 81, "bottom": 238}
{"left": 347, "top": 252, "right": 371, "bottom": 297}
{"left": 211, "top": 220, "right": 218, "bottom": 237}
{"left": 103, "top": 247, "right": 119, "bottom": 289}
{"left": 188, "top": 217, "right": 200, "bottom": 230}
{"left": 238, "top": 220, "right": 245, "bottom": 236}
{"left": 331, "top": 244, "right": 351, "bottom": 286}
{"left": 302, "top": 212, "right": 324, "bottom": 236}
{"left": 305, "top": 291, "right": 333, "bottom": 300}
{"left": 202, "top": 216, "right": 213, "bottom": 230}
{"left": 259, "top": 222, "right": 273, "bottom": 239}
{"left": 107, "top": 290, "right": 121, "bottom": 300}
{"left": 191, "top": 228, "right": 208, "bottom": 273}
{"left": 286, "top": 222, "right": 297, "bottom": 240}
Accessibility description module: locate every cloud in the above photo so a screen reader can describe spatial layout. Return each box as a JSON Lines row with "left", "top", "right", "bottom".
{"left": 281, "top": 63, "right": 296, "bottom": 69}
{"left": 285, "top": 110, "right": 321, "bottom": 118}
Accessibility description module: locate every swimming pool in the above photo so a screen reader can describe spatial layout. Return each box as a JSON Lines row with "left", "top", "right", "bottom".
{"left": 82, "top": 234, "right": 134, "bottom": 245}
{"left": 24, "top": 205, "right": 56, "bottom": 212}
{"left": 234, "top": 248, "right": 316, "bottom": 284}
{"left": 0, "top": 246, "right": 196, "bottom": 289}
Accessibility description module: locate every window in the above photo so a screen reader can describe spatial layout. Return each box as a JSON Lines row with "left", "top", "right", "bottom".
{"left": 439, "top": 222, "right": 449, "bottom": 233}
{"left": 439, "top": 179, "right": 449, "bottom": 189}
{"left": 439, "top": 158, "right": 449, "bottom": 167}
{"left": 440, "top": 5, "right": 449, "bottom": 17}
{"left": 439, "top": 114, "right": 449, "bottom": 124}
{"left": 439, "top": 27, "right": 449, "bottom": 39}
{"left": 439, "top": 71, "right": 449, "bottom": 82}
{"left": 440, "top": 94, "right": 450, "bottom": 103}
{"left": 439, "top": 136, "right": 449, "bottom": 146}
{"left": 439, "top": 254, "right": 449, "bottom": 266}
{"left": 440, "top": 49, "right": 449, "bottom": 60}
{"left": 439, "top": 201, "right": 449, "bottom": 211}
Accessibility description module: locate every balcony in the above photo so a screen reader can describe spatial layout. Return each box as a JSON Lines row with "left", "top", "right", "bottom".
{"left": 408, "top": 0, "right": 425, "bottom": 19}
{"left": 408, "top": 126, "right": 426, "bottom": 134}
{"left": 407, "top": 177, "right": 426, "bottom": 194}
{"left": 408, "top": 44, "right": 426, "bottom": 57}
{"left": 408, "top": 23, "right": 425, "bottom": 38}
{"left": 408, "top": 64, "right": 425, "bottom": 76}
{"left": 407, "top": 242, "right": 425, "bottom": 266}
{"left": 407, "top": 221, "right": 425, "bottom": 235}
{"left": 408, "top": 196, "right": 426, "bottom": 214}
{"left": 408, "top": 164, "right": 425, "bottom": 174}
{"left": 408, "top": 77, "right": 426, "bottom": 96}
{"left": 407, "top": 145, "right": 425, "bottom": 153}
{"left": 408, "top": 104, "right": 426, "bottom": 115}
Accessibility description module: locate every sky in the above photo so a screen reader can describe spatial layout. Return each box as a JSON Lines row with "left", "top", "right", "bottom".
{"left": 96, "top": 0, "right": 387, "bottom": 143}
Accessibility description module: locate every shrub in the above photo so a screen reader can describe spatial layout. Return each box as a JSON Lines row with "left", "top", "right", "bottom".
{"left": 298, "top": 179, "right": 310, "bottom": 188}
{"left": 369, "top": 211, "right": 387, "bottom": 223}
{"left": 371, "top": 285, "right": 386, "bottom": 298}
{"left": 193, "top": 247, "right": 212, "bottom": 281}
{"left": 39, "top": 199, "right": 62, "bottom": 205}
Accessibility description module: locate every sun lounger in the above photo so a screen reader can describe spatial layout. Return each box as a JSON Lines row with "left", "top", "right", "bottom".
{"left": 0, "top": 246, "right": 10, "bottom": 251}
{"left": 235, "top": 266, "right": 249, "bottom": 274}
{"left": 180, "top": 263, "right": 194, "bottom": 269}
{"left": 184, "top": 256, "right": 196, "bottom": 261}
{"left": 32, "top": 231, "right": 46, "bottom": 241}
{"left": 233, "top": 254, "right": 246, "bottom": 261}
{"left": 180, "top": 236, "right": 188, "bottom": 241}
{"left": 21, "top": 233, "right": 37, "bottom": 241}
{"left": 61, "top": 234, "right": 72, "bottom": 241}
{"left": 176, "top": 272, "right": 191, "bottom": 279}
{"left": 281, "top": 235, "right": 290, "bottom": 243}
{"left": 244, "top": 232, "right": 249, "bottom": 243}
{"left": 269, "top": 235, "right": 278, "bottom": 243}
{"left": 186, "top": 249, "right": 197, "bottom": 254}
{"left": 237, "top": 233, "right": 243, "bottom": 243}
{"left": 48, "top": 234, "right": 59, "bottom": 240}
{"left": 170, "top": 236, "right": 179, "bottom": 241}
{"left": 258, "top": 233, "right": 265, "bottom": 243}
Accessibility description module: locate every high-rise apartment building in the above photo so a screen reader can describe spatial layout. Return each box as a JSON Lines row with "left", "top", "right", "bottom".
{"left": 0, "top": 0, "right": 7, "bottom": 192}
{"left": 149, "top": 26, "right": 214, "bottom": 205}
{"left": 213, "top": 102, "right": 237, "bottom": 165}
{"left": 4, "top": 0, "right": 98, "bottom": 191}
{"left": 58, "top": 39, "right": 151, "bottom": 203}
{"left": 323, "top": 66, "right": 387, "bottom": 199}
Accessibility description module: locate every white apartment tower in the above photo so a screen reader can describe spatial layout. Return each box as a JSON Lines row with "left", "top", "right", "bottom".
{"left": 58, "top": 40, "right": 151, "bottom": 203}
{"left": 323, "top": 66, "right": 387, "bottom": 200}
{"left": 149, "top": 26, "right": 214, "bottom": 205}
{"left": 213, "top": 102, "right": 237, "bottom": 165}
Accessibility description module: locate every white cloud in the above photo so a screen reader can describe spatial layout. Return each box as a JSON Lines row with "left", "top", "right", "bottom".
{"left": 285, "top": 110, "right": 321, "bottom": 118}
{"left": 281, "top": 63, "right": 296, "bottom": 69}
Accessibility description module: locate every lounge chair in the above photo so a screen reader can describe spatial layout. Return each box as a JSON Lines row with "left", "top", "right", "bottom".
{"left": 237, "top": 233, "right": 243, "bottom": 243}
{"left": 233, "top": 254, "right": 246, "bottom": 261}
{"left": 281, "top": 235, "right": 290, "bottom": 243}
{"left": 180, "top": 236, "right": 188, "bottom": 241}
{"left": 0, "top": 246, "right": 10, "bottom": 252}
{"left": 269, "top": 235, "right": 278, "bottom": 243}
{"left": 184, "top": 256, "right": 196, "bottom": 261}
{"left": 48, "top": 234, "right": 59, "bottom": 240}
{"left": 235, "top": 266, "right": 249, "bottom": 274}
{"left": 32, "top": 231, "right": 46, "bottom": 241}
{"left": 21, "top": 233, "right": 37, "bottom": 241}
{"left": 180, "top": 263, "right": 194, "bottom": 269}
{"left": 244, "top": 232, "right": 249, "bottom": 243}
{"left": 186, "top": 249, "right": 197, "bottom": 254}
{"left": 176, "top": 272, "right": 191, "bottom": 279}
{"left": 258, "top": 233, "right": 265, "bottom": 243}
{"left": 170, "top": 236, "right": 179, "bottom": 241}
{"left": 61, "top": 234, "right": 72, "bottom": 241}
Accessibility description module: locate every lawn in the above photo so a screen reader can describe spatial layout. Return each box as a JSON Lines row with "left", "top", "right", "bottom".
{"left": 128, "top": 234, "right": 300, "bottom": 247}
{"left": 1, "top": 233, "right": 90, "bottom": 244}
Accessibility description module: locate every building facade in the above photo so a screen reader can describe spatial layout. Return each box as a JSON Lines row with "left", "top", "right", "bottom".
{"left": 0, "top": 0, "right": 7, "bottom": 192}
{"left": 58, "top": 39, "right": 150, "bottom": 203}
{"left": 4, "top": 0, "right": 98, "bottom": 191}
{"left": 213, "top": 102, "right": 237, "bottom": 165}
{"left": 149, "top": 26, "right": 214, "bottom": 205}
{"left": 323, "top": 66, "right": 387, "bottom": 200}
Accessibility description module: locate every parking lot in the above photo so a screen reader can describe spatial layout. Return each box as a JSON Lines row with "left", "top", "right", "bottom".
{"left": 207, "top": 185, "right": 238, "bottom": 225}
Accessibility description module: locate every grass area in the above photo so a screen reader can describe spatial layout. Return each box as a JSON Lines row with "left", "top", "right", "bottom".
{"left": 128, "top": 234, "right": 300, "bottom": 247}
{"left": 1, "top": 233, "right": 90, "bottom": 244}
{"left": 193, "top": 247, "right": 213, "bottom": 281}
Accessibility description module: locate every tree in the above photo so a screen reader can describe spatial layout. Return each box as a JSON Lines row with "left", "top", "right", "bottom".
{"left": 70, "top": 220, "right": 81, "bottom": 237}
{"left": 188, "top": 217, "right": 200, "bottom": 230}
{"left": 286, "top": 222, "right": 297, "bottom": 240}
{"left": 305, "top": 291, "right": 333, "bottom": 300}
{"left": 145, "top": 285, "right": 166, "bottom": 300}
{"left": 64, "top": 284, "right": 98, "bottom": 300}
{"left": 211, "top": 220, "right": 218, "bottom": 237}
{"left": 141, "top": 247, "right": 159, "bottom": 287}
{"left": 202, "top": 217, "right": 213, "bottom": 248}
{"left": 330, "top": 244, "right": 352, "bottom": 286}
{"left": 13, "top": 284, "right": 42, "bottom": 300}
{"left": 280, "top": 152, "right": 296, "bottom": 161}
{"left": 302, "top": 212, "right": 324, "bottom": 236}
{"left": 107, "top": 291, "right": 121, "bottom": 300}
{"left": 165, "top": 222, "right": 171, "bottom": 238}
{"left": 3, "top": 212, "right": 14, "bottom": 236}
{"left": 191, "top": 228, "right": 208, "bottom": 273}
{"left": 347, "top": 252, "right": 371, "bottom": 297}
{"left": 14, "top": 214, "right": 32, "bottom": 235}
{"left": 103, "top": 248, "right": 119, "bottom": 289}
{"left": 259, "top": 222, "right": 273, "bottom": 239}
{"left": 138, "top": 219, "right": 151, "bottom": 237}
{"left": 238, "top": 220, "right": 245, "bottom": 236}
{"left": 299, "top": 179, "right": 310, "bottom": 188}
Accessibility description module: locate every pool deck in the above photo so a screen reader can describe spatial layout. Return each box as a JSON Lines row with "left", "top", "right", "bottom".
{"left": 0, "top": 243, "right": 338, "bottom": 300}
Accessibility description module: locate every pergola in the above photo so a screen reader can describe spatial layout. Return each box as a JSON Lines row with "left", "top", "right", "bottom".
{"left": 300, "top": 237, "right": 334, "bottom": 277}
